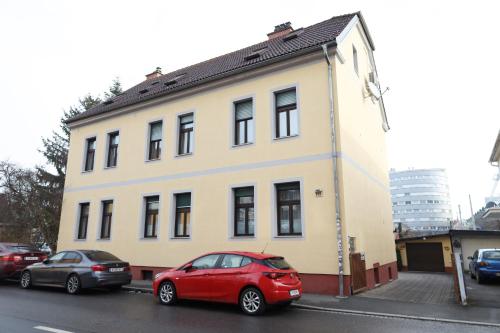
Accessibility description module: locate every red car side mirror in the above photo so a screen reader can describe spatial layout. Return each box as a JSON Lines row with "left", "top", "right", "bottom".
{"left": 184, "top": 263, "right": 193, "bottom": 271}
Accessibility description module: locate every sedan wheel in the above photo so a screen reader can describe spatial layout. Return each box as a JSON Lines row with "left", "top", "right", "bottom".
{"left": 20, "top": 271, "right": 32, "bottom": 289}
{"left": 240, "top": 288, "right": 266, "bottom": 315}
{"left": 159, "top": 281, "right": 177, "bottom": 305}
{"left": 66, "top": 275, "right": 81, "bottom": 295}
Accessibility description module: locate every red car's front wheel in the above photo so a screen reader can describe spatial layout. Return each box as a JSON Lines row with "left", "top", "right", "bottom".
{"left": 158, "top": 281, "right": 177, "bottom": 305}
{"left": 240, "top": 288, "right": 266, "bottom": 315}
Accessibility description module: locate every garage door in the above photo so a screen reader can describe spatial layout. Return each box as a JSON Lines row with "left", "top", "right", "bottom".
{"left": 406, "top": 242, "right": 445, "bottom": 272}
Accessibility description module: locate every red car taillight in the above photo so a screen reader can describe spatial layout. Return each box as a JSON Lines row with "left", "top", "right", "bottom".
{"left": 263, "top": 272, "right": 287, "bottom": 279}
{"left": 91, "top": 264, "right": 107, "bottom": 272}
{"left": 0, "top": 255, "right": 14, "bottom": 262}
{"left": 124, "top": 265, "right": 130, "bottom": 272}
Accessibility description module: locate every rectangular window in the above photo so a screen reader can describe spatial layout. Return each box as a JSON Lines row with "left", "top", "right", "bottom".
{"left": 234, "top": 100, "right": 254, "bottom": 145}
{"left": 234, "top": 187, "right": 255, "bottom": 236}
{"left": 148, "top": 121, "right": 162, "bottom": 160}
{"left": 144, "top": 196, "right": 159, "bottom": 238}
{"left": 77, "top": 203, "right": 90, "bottom": 240}
{"left": 174, "top": 193, "right": 191, "bottom": 237}
{"left": 353, "top": 45, "right": 358, "bottom": 75}
{"left": 106, "top": 132, "right": 119, "bottom": 167}
{"left": 84, "top": 137, "right": 96, "bottom": 171}
{"left": 178, "top": 114, "right": 194, "bottom": 155}
{"left": 276, "top": 182, "right": 301, "bottom": 236}
{"left": 275, "top": 89, "right": 298, "bottom": 138}
{"left": 100, "top": 200, "right": 113, "bottom": 239}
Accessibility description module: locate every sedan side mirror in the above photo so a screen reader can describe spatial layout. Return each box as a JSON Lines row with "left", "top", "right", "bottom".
{"left": 43, "top": 259, "right": 51, "bottom": 265}
{"left": 184, "top": 263, "right": 193, "bottom": 271}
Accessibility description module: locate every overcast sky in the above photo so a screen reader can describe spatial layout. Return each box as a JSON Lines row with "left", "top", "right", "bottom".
{"left": 0, "top": 0, "right": 499, "bottom": 219}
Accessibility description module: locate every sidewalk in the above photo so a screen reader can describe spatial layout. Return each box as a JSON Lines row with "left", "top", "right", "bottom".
{"left": 124, "top": 280, "right": 500, "bottom": 326}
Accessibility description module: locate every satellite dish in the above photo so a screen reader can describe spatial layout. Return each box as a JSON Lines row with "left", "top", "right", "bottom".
{"left": 367, "top": 81, "right": 381, "bottom": 99}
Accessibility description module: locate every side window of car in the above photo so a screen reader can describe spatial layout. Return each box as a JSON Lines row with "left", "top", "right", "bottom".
{"left": 49, "top": 252, "right": 66, "bottom": 263}
{"left": 62, "top": 252, "right": 82, "bottom": 264}
{"left": 241, "top": 256, "right": 252, "bottom": 267}
{"left": 220, "top": 255, "right": 244, "bottom": 269}
{"left": 192, "top": 254, "right": 220, "bottom": 270}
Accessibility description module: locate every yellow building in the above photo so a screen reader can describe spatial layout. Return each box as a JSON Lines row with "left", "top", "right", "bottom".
{"left": 58, "top": 12, "right": 396, "bottom": 295}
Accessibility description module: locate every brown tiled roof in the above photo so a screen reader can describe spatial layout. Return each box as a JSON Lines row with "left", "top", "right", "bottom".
{"left": 67, "top": 13, "right": 358, "bottom": 124}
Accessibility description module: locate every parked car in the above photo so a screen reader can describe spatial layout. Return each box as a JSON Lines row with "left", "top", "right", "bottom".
{"left": 153, "top": 251, "right": 302, "bottom": 315}
{"left": 19, "top": 250, "right": 132, "bottom": 294}
{"left": 0, "top": 243, "right": 47, "bottom": 280}
{"left": 468, "top": 249, "right": 500, "bottom": 283}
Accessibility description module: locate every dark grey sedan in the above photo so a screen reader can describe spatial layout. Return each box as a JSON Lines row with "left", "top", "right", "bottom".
{"left": 19, "top": 250, "right": 132, "bottom": 294}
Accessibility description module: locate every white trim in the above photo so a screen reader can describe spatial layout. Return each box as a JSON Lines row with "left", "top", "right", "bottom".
{"left": 227, "top": 182, "right": 257, "bottom": 240}
{"left": 103, "top": 129, "right": 120, "bottom": 170}
{"left": 73, "top": 200, "right": 91, "bottom": 241}
{"left": 335, "top": 49, "right": 345, "bottom": 64}
{"left": 174, "top": 110, "right": 196, "bottom": 158}
{"left": 169, "top": 189, "right": 194, "bottom": 240}
{"left": 144, "top": 118, "right": 165, "bottom": 163}
{"left": 270, "top": 83, "right": 301, "bottom": 141}
{"left": 96, "top": 197, "right": 115, "bottom": 241}
{"left": 81, "top": 134, "right": 97, "bottom": 173}
{"left": 138, "top": 192, "right": 162, "bottom": 241}
{"left": 230, "top": 94, "right": 256, "bottom": 149}
{"left": 270, "top": 177, "right": 305, "bottom": 239}
{"left": 335, "top": 15, "right": 359, "bottom": 46}
{"left": 66, "top": 153, "right": 331, "bottom": 193}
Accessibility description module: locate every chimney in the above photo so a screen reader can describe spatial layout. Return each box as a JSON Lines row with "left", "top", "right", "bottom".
{"left": 267, "top": 22, "right": 293, "bottom": 40}
{"left": 145, "top": 67, "right": 162, "bottom": 80}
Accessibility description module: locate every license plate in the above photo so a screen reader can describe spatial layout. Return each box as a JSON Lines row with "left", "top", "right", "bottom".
{"left": 109, "top": 267, "right": 124, "bottom": 272}
{"left": 24, "top": 257, "right": 39, "bottom": 261}
{"left": 289, "top": 289, "right": 300, "bottom": 297}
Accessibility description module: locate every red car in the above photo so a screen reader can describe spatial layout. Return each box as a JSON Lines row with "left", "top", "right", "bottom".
{"left": 153, "top": 251, "right": 302, "bottom": 315}
{"left": 0, "top": 243, "right": 47, "bottom": 280}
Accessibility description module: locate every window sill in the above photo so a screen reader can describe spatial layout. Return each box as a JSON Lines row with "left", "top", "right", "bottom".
{"left": 231, "top": 142, "right": 254, "bottom": 149}
{"left": 74, "top": 238, "right": 87, "bottom": 242}
{"left": 140, "top": 237, "right": 158, "bottom": 241}
{"left": 145, "top": 158, "right": 162, "bottom": 163}
{"left": 104, "top": 166, "right": 117, "bottom": 170}
{"left": 273, "top": 134, "right": 299, "bottom": 141}
{"left": 97, "top": 238, "right": 111, "bottom": 241}
{"left": 230, "top": 235, "right": 256, "bottom": 240}
{"left": 274, "top": 235, "right": 303, "bottom": 239}
{"left": 81, "top": 170, "right": 94, "bottom": 174}
{"left": 175, "top": 153, "right": 193, "bottom": 158}
{"left": 170, "top": 236, "right": 191, "bottom": 240}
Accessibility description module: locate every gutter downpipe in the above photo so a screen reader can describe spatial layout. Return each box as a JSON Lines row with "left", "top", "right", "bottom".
{"left": 322, "top": 42, "right": 346, "bottom": 298}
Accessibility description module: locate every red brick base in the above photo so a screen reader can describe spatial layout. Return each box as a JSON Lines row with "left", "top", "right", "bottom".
{"left": 130, "top": 260, "right": 398, "bottom": 296}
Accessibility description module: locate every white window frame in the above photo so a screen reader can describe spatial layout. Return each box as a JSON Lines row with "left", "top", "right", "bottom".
{"left": 228, "top": 182, "right": 257, "bottom": 240}
{"left": 174, "top": 110, "right": 196, "bottom": 158}
{"left": 270, "top": 84, "right": 301, "bottom": 141}
{"left": 230, "top": 94, "right": 256, "bottom": 148}
{"left": 96, "top": 197, "right": 115, "bottom": 241}
{"left": 271, "top": 178, "right": 305, "bottom": 239}
{"left": 139, "top": 193, "right": 162, "bottom": 241}
{"left": 103, "top": 129, "right": 120, "bottom": 169}
{"left": 144, "top": 118, "right": 165, "bottom": 162}
{"left": 81, "top": 134, "right": 97, "bottom": 173}
{"left": 74, "top": 200, "right": 91, "bottom": 241}
{"left": 169, "top": 189, "right": 194, "bottom": 240}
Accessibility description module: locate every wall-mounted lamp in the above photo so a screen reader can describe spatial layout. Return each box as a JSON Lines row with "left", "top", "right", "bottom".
{"left": 315, "top": 189, "right": 323, "bottom": 197}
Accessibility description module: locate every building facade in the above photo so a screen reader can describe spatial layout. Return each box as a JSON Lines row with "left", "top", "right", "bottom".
{"left": 390, "top": 168, "right": 453, "bottom": 231}
{"left": 58, "top": 12, "right": 396, "bottom": 295}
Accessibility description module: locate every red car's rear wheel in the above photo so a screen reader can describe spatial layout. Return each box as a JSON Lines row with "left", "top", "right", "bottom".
{"left": 240, "top": 287, "right": 266, "bottom": 315}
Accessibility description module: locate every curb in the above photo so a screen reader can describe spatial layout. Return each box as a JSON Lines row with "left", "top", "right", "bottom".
{"left": 123, "top": 285, "right": 153, "bottom": 294}
{"left": 291, "top": 303, "right": 500, "bottom": 328}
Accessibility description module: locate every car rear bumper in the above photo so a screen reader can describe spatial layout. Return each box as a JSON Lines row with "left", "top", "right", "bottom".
{"left": 264, "top": 282, "right": 303, "bottom": 304}
{"left": 478, "top": 268, "right": 500, "bottom": 278}
{"left": 81, "top": 272, "right": 132, "bottom": 288}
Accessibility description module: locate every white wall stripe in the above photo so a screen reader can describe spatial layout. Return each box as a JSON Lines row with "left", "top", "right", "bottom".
{"left": 64, "top": 152, "right": 389, "bottom": 193}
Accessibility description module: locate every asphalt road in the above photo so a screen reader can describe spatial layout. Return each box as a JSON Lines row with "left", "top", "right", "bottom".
{"left": 0, "top": 281, "right": 497, "bottom": 333}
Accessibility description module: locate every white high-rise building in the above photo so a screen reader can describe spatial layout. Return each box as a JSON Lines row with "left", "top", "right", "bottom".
{"left": 390, "top": 168, "right": 453, "bottom": 231}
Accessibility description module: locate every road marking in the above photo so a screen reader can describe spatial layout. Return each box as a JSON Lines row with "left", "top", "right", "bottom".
{"left": 292, "top": 304, "right": 500, "bottom": 328}
{"left": 34, "top": 326, "right": 74, "bottom": 333}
